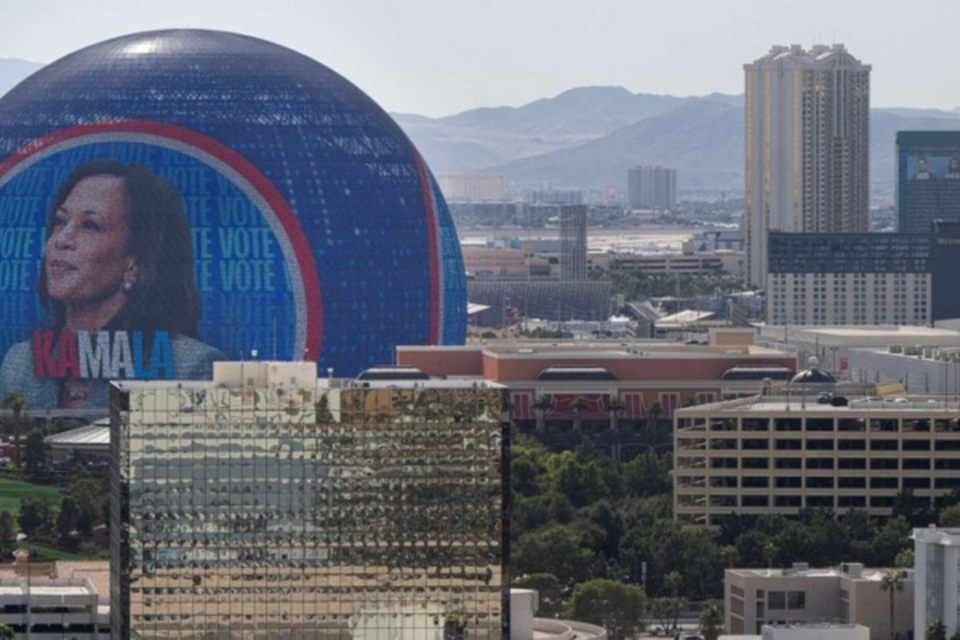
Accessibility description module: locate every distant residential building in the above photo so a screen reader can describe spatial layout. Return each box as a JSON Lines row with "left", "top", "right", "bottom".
{"left": 530, "top": 188, "right": 584, "bottom": 206}
{"left": 627, "top": 165, "right": 676, "bottom": 210}
{"left": 559, "top": 205, "right": 588, "bottom": 281}
{"left": 914, "top": 527, "right": 960, "bottom": 635}
{"left": 745, "top": 44, "right": 871, "bottom": 287}
{"left": 726, "top": 564, "right": 912, "bottom": 638}
{"left": 766, "top": 233, "right": 931, "bottom": 326}
{"left": 897, "top": 132, "right": 960, "bottom": 233}
{"left": 462, "top": 247, "right": 552, "bottom": 279}
{"left": 675, "top": 391, "right": 960, "bottom": 527}
{"left": 440, "top": 172, "right": 507, "bottom": 201}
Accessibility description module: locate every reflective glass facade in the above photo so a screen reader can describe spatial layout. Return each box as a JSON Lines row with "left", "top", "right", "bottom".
{"left": 110, "top": 380, "right": 507, "bottom": 640}
{"left": 0, "top": 30, "right": 466, "bottom": 400}
{"left": 897, "top": 131, "right": 960, "bottom": 234}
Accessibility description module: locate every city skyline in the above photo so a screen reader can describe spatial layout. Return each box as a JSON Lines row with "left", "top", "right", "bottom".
{"left": 2, "top": 0, "right": 960, "bottom": 117}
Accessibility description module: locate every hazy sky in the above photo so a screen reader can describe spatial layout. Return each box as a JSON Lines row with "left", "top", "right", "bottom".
{"left": 1, "top": 0, "right": 957, "bottom": 117}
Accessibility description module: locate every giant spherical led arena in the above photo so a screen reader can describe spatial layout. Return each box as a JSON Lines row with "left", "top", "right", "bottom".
{"left": 0, "top": 29, "right": 465, "bottom": 406}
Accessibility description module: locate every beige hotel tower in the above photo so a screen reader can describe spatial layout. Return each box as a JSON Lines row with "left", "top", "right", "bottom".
{"left": 744, "top": 44, "right": 871, "bottom": 287}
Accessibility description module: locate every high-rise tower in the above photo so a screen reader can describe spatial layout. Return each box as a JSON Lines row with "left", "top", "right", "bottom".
{"left": 744, "top": 44, "right": 871, "bottom": 287}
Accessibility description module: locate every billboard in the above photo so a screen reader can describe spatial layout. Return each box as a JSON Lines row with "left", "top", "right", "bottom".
{"left": 0, "top": 123, "right": 321, "bottom": 408}
{"left": 897, "top": 132, "right": 960, "bottom": 234}
{"left": 0, "top": 30, "right": 467, "bottom": 411}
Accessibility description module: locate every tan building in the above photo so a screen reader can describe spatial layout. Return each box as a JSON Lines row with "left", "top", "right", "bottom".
{"left": 675, "top": 393, "right": 960, "bottom": 526}
{"left": 726, "top": 564, "right": 913, "bottom": 638}
{"left": 745, "top": 44, "right": 871, "bottom": 287}
{"left": 398, "top": 330, "right": 797, "bottom": 429}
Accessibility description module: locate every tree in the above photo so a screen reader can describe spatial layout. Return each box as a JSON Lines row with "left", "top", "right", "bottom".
{"left": 699, "top": 602, "right": 724, "bottom": 640}
{"left": 926, "top": 620, "right": 947, "bottom": 640}
{"left": 0, "top": 512, "right": 14, "bottom": 554}
{"left": 650, "top": 572, "right": 686, "bottom": 633}
{"left": 1, "top": 393, "right": 26, "bottom": 468}
{"left": 18, "top": 496, "right": 53, "bottom": 537}
{"left": 568, "top": 579, "right": 646, "bottom": 640}
{"left": 646, "top": 402, "right": 664, "bottom": 428}
{"left": 895, "top": 548, "right": 915, "bottom": 569}
{"left": 650, "top": 597, "right": 688, "bottom": 635}
{"left": 603, "top": 395, "right": 625, "bottom": 432}
{"left": 0, "top": 625, "right": 14, "bottom": 640}
{"left": 64, "top": 472, "right": 104, "bottom": 535}
{"left": 880, "top": 570, "right": 905, "bottom": 640}
{"left": 533, "top": 395, "right": 554, "bottom": 432}
{"left": 941, "top": 504, "right": 960, "bottom": 528}
{"left": 570, "top": 396, "right": 589, "bottom": 434}
{"left": 763, "top": 541, "right": 778, "bottom": 569}
{"left": 513, "top": 573, "right": 564, "bottom": 617}
{"left": 57, "top": 497, "right": 80, "bottom": 543}
{"left": 514, "top": 524, "right": 592, "bottom": 587}
{"left": 22, "top": 430, "right": 46, "bottom": 478}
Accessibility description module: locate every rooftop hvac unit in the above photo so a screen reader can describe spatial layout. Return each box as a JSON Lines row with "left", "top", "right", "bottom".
{"left": 890, "top": 344, "right": 904, "bottom": 354}
{"left": 841, "top": 562, "right": 864, "bottom": 578}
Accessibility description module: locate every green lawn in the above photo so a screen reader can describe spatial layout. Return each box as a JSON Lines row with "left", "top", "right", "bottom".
{"left": 0, "top": 478, "right": 61, "bottom": 517}
{"left": 15, "top": 541, "right": 86, "bottom": 561}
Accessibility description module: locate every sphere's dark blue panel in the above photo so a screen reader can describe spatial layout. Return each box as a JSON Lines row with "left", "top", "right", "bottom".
{"left": 0, "top": 30, "right": 465, "bottom": 408}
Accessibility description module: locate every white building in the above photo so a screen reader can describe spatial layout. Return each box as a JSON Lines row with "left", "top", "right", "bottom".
{"left": 914, "top": 527, "right": 960, "bottom": 635}
{"left": 761, "top": 623, "right": 869, "bottom": 640}
{"left": 439, "top": 172, "right": 507, "bottom": 202}
{"left": 744, "top": 44, "right": 871, "bottom": 287}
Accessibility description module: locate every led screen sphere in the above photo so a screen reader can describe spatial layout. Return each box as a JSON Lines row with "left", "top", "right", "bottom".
{"left": 0, "top": 29, "right": 466, "bottom": 408}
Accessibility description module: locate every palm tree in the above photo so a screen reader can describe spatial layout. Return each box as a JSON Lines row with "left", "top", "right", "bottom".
{"left": 602, "top": 395, "right": 625, "bottom": 432}
{"left": 880, "top": 570, "right": 905, "bottom": 640}
{"left": 1, "top": 393, "right": 26, "bottom": 468}
{"left": 926, "top": 619, "right": 946, "bottom": 640}
{"left": 699, "top": 603, "right": 724, "bottom": 640}
{"left": 646, "top": 401, "right": 664, "bottom": 429}
{"left": 762, "top": 542, "right": 778, "bottom": 570}
{"left": 570, "top": 395, "right": 589, "bottom": 434}
{"left": 533, "top": 395, "right": 554, "bottom": 432}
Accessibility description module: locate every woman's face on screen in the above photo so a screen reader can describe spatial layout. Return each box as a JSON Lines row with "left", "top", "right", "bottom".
{"left": 45, "top": 174, "right": 134, "bottom": 311}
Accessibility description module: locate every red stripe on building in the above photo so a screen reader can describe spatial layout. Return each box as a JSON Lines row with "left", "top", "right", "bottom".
{"left": 412, "top": 150, "right": 441, "bottom": 345}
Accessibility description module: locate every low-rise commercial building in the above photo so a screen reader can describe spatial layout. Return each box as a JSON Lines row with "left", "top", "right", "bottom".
{"left": 675, "top": 392, "right": 960, "bottom": 526}
{"left": 726, "top": 564, "right": 912, "bottom": 638}
{"left": 399, "top": 330, "right": 796, "bottom": 429}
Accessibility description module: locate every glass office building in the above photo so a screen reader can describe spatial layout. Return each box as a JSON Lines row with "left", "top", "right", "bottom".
{"left": 110, "top": 363, "right": 507, "bottom": 639}
{"left": 897, "top": 131, "right": 960, "bottom": 234}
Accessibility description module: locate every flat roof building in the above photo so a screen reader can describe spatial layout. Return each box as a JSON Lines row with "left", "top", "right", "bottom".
{"left": 675, "top": 392, "right": 960, "bottom": 526}
{"left": 398, "top": 331, "right": 797, "bottom": 428}
{"left": 726, "top": 564, "right": 912, "bottom": 638}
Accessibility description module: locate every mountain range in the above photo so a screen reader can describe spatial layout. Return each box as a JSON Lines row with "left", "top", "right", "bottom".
{"left": 396, "top": 87, "right": 960, "bottom": 192}
{"left": 3, "top": 58, "right": 960, "bottom": 192}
